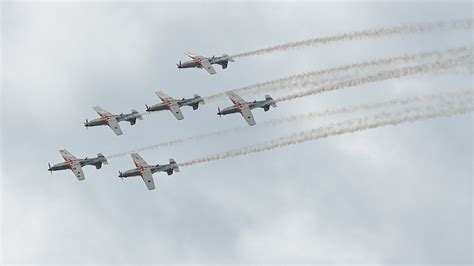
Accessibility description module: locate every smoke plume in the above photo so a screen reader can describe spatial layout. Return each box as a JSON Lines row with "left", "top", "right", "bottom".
{"left": 277, "top": 53, "right": 473, "bottom": 102}
{"left": 231, "top": 19, "right": 473, "bottom": 58}
{"left": 180, "top": 100, "right": 473, "bottom": 167}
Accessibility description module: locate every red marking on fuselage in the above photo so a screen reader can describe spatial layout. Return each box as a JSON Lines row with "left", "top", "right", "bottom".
{"left": 134, "top": 162, "right": 146, "bottom": 176}
{"left": 193, "top": 56, "right": 205, "bottom": 64}
{"left": 65, "top": 158, "right": 75, "bottom": 169}
{"left": 160, "top": 97, "right": 174, "bottom": 108}
{"left": 231, "top": 100, "right": 244, "bottom": 113}
{"left": 98, "top": 113, "right": 113, "bottom": 125}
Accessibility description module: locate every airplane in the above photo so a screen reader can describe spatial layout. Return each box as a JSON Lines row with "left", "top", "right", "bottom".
{"left": 177, "top": 52, "right": 235, "bottom": 75}
{"left": 48, "top": 149, "right": 108, "bottom": 180}
{"left": 146, "top": 91, "right": 205, "bottom": 120}
{"left": 84, "top": 106, "right": 143, "bottom": 136}
{"left": 217, "top": 92, "right": 277, "bottom": 126}
{"left": 118, "top": 153, "right": 180, "bottom": 190}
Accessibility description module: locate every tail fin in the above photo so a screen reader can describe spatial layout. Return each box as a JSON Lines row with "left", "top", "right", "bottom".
{"left": 169, "top": 159, "right": 180, "bottom": 172}
{"left": 97, "top": 153, "right": 108, "bottom": 164}
{"left": 132, "top": 109, "right": 144, "bottom": 120}
{"left": 265, "top": 95, "right": 277, "bottom": 108}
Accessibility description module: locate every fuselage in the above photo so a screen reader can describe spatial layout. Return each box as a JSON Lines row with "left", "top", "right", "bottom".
{"left": 48, "top": 156, "right": 107, "bottom": 172}
{"left": 147, "top": 96, "right": 204, "bottom": 112}
{"left": 218, "top": 98, "right": 276, "bottom": 116}
{"left": 119, "top": 163, "right": 177, "bottom": 178}
{"left": 178, "top": 60, "right": 201, "bottom": 69}
{"left": 177, "top": 54, "right": 233, "bottom": 70}
{"left": 85, "top": 111, "right": 142, "bottom": 127}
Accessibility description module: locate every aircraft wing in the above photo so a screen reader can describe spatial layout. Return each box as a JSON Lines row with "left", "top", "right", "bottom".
{"left": 199, "top": 59, "right": 216, "bottom": 75}
{"left": 92, "top": 106, "right": 123, "bottom": 135}
{"left": 59, "top": 149, "right": 78, "bottom": 161}
{"left": 226, "top": 91, "right": 246, "bottom": 104}
{"left": 168, "top": 103, "right": 184, "bottom": 120}
{"left": 93, "top": 106, "right": 113, "bottom": 117}
{"left": 155, "top": 91, "right": 184, "bottom": 120}
{"left": 140, "top": 167, "right": 156, "bottom": 190}
{"left": 239, "top": 105, "right": 256, "bottom": 126}
{"left": 131, "top": 153, "right": 149, "bottom": 167}
{"left": 70, "top": 161, "right": 85, "bottom": 181}
{"left": 155, "top": 91, "right": 174, "bottom": 101}
{"left": 185, "top": 52, "right": 199, "bottom": 59}
{"left": 106, "top": 117, "right": 123, "bottom": 136}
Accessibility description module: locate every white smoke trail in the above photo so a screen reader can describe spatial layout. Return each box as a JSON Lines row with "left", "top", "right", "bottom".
{"left": 106, "top": 90, "right": 472, "bottom": 159}
{"left": 231, "top": 19, "right": 473, "bottom": 58}
{"left": 262, "top": 90, "right": 472, "bottom": 126}
{"left": 277, "top": 53, "right": 473, "bottom": 102}
{"left": 204, "top": 46, "right": 472, "bottom": 102}
{"left": 180, "top": 101, "right": 473, "bottom": 167}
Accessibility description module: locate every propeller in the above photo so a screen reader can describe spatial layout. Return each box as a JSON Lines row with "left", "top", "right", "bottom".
{"left": 145, "top": 104, "right": 150, "bottom": 112}
{"left": 84, "top": 118, "right": 89, "bottom": 128}
{"left": 48, "top": 163, "right": 53, "bottom": 175}
{"left": 217, "top": 107, "right": 222, "bottom": 118}
{"left": 118, "top": 171, "right": 124, "bottom": 180}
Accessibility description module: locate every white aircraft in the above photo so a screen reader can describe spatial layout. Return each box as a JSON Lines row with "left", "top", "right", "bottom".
{"left": 118, "top": 153, "right": 180, "bottom": 190}
{"left": 177, "top": 52, "right": 235, "bottom": 75}
{"left": 217, "top": 92, "right": 277, "bottom": 126}
{"left": 85, "top": 106, "right": 143, "bottom": 136}
{"left": 48, "top": 149, "right": 108, "bottom": 180}
{"left": 146, "top": 91, "right": 205, "bottom": 120}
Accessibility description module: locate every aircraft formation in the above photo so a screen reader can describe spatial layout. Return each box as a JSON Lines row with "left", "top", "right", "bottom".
{"left": 49, "top": 52, "right": 278, "bottom": 190}
{"left": 49, "top": 19, "right": 473, "bottom": 190}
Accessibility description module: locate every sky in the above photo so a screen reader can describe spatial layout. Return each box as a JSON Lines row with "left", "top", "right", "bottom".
{"left": 1, "top": 1, "right": 473, "bottom": 264}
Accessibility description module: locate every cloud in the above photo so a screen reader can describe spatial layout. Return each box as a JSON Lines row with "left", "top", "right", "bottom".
{"left": 1, "top": 1, "right": 472, "bottom": 264}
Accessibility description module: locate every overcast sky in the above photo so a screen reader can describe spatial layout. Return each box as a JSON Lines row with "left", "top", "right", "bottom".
{"left": 1, "top": 1, "right": 473, "bottom": 264}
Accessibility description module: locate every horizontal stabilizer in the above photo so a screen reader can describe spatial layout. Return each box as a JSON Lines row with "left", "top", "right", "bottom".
{"left": 194, "top": 94, "right": 205, "bottom": 104}
{"left": 223, "top": 54, "right": 235, "bottom": 62}
{"left": 132, "top": 110, "right": 144, "bottom": 120}
{"left": 170, "top": 159, "right": 180, "bottom": 172}
{"left": 265, "top": 95, "right": 277, "bottom": 108}
{"left": 97, "top": 153, "right": 108, "bottom": 164}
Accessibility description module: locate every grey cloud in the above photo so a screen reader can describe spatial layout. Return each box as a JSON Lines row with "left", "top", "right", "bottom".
{"left": 1, "top": 1, "right": 472, "bottom": 264}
